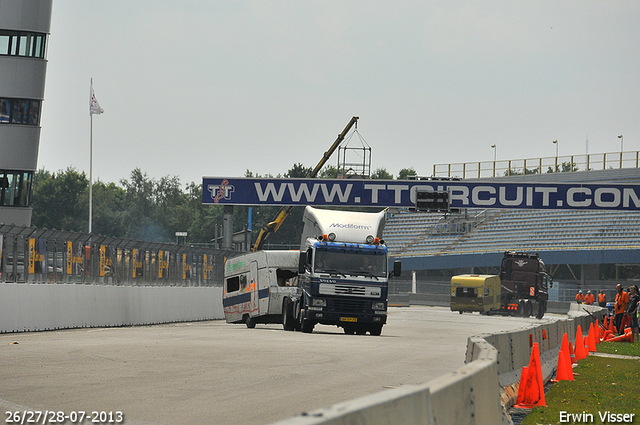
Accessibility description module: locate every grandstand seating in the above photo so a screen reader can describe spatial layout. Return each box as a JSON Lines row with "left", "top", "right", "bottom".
{"left": 383, "top": 208, "right": 640, "bottom": 257}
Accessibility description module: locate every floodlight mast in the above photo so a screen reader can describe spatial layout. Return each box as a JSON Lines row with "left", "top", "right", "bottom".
{"left": 251, "top": 116, "right": 359, "bottom": 252}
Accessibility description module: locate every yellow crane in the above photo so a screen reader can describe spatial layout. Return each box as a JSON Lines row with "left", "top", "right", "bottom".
{"left": 251, "top": 116, "right": 359, "bottom": 252}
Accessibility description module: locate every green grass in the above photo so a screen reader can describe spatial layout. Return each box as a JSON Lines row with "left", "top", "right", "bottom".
{"left": 520, "top": 341, "right": 640, "bottom": 425}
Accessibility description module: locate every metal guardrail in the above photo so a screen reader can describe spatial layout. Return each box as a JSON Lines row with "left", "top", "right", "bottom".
{"left": 0, "top": 224, "right": 237, "bottom": 286}
{"left": 434, "top": 150, "right": 640, "bottom": 179}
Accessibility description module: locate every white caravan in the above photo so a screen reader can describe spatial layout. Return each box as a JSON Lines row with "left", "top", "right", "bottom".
{"left": 223, "top": 250, "right": 299, "bottom": 328}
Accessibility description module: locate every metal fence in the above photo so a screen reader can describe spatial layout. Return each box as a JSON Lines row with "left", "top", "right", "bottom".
{"left": 0, "top": 224, "right": 238, "bottom": 286}
{"left": 433, "top": 150, "right": 640, "bottom": 179}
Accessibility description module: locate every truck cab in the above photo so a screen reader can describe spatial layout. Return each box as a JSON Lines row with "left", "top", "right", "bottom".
{"left": 499, "top": 251, "right": 552, "bottom": 318}
{"left": 287, "top": 206, "right": 400, "bottom": 335}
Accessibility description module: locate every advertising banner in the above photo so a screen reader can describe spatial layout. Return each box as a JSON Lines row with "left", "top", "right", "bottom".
{"left": 28, "top": 238, "right": 45, "bottom": 274}
{"left": 99, "top": 245, "right": 113, "bottom": 277}
{"left": 203, "top": 254, "right": 213, "bottom": 280}
{"left": 202, "top": 177, "right": 640, "bottom": 211}
{"left": 158, "top": 250, "right": 169, "bottom": 279}
{"left": 182, "top": 253, "right": 192, "bottom": 280}
{"left": 132, "top": 249, "right": 144, "bottom": 278}
{"left": 66, "top": 241, "right": 83, "bottom": 275}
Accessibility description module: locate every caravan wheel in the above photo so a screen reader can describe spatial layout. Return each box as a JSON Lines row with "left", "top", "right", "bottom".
{"left": 245, "top": 315, "right": 256, "bottom": 329}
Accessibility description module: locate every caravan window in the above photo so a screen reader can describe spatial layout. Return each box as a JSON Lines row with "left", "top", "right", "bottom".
{"left": 276, "top": 269, "right": 298, "bottom": 287}
{"left": 226, "top": 276, "right": 240, "bottom": 293}
{"left": 456, "top": 287, "right": 478, "bottom": 298}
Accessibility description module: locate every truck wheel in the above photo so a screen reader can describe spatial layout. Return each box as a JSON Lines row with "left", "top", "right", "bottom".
{"left": 523, "top": 301, "right": 532, "bottom": 318}
{"left": 282, "top": 299, "right": 295, "bottom": 331}
{"left": 536, "top": 301, "right": 546, "bottom": 319}
{"left": 245, "top": 315, "right": 256, "bottom": 329}
{"left": 293, "top": 299, "right": 302, "bottom": 331}
{"left": 343, "top": 325, "right": 356, "bottom": 335}
{"left": 301, "top": 319, "right": 314, "bottom": 333}
{"left": 355, "top": 326, "right": 366, "bottom": 335}
{"left": 517, "top": 301, "right": 526, "bottom": 317}
{"left": 370, "top": 324, "right": 383, "bottom": 336}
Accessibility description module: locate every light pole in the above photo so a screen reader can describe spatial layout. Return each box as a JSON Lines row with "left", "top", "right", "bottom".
{"left": 491, "top": 144, "right": 497, "bottom": 177}
{"left": 618, "top": 135, "right": 623, "bottom": 168}
{"left": 618, "top": 134, "right": 623, "bottom": 152}
{"left": 552, "top": 140, "right": 558, "bottom": 172}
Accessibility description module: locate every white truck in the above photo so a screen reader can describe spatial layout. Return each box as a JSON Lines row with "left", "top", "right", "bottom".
{"left": 223, "top": 206, "right": 401, "bottom": 335}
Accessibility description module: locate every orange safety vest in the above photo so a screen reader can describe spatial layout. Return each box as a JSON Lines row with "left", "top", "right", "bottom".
{"left": 598, "top": 293, "right": 606, "bottom": 304}
{"left": 576, "top": 293, "right": 584, "bottom": 303}
{"left": 615, "top": 291, "right": 629, "bottom": 315}
{"left": 585, "top": 293, "right": 595, "bottom": 305}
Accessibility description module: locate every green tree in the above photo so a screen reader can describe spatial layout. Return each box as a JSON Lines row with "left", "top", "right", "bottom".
{"left": 397, "top": 167, "right": 417, "bottom": 180}
{"left": 82, "top": 180, "right": 127, "bottom": 237}
{"left": 371, "top": 168, "right": 393, "bottom": 179}
{"left": 31, "top": 167, "right": 88, "bottom": 231}
{"left": 547, "top": 162, "right": 579, "bottom": 173}
{"left": 285, "top": 163, "right": 312, "bottom": 178}
{"left": 120, "top": 169, "right": 163, "bottom": 240}
{"left": 319, "top": 165, "right": 339, "bottom": 178}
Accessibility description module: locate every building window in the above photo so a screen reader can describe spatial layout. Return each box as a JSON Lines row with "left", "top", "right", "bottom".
{"left": 0, "top": 98, "right": 41, "bottom": 126}
{"left": 0, "top": 171, "right": 33, "bottom": 207}
{"left": 0, "top": 30, "right": 47, "bottom": 58}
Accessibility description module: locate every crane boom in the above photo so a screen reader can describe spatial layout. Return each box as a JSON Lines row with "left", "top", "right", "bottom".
{"left": 251, "top": 116, "right": 359, "bottom": 252}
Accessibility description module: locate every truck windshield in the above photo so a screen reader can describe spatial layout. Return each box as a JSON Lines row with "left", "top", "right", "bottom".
{"left": 314, "top": 250, "right": 387, "bottom": 278}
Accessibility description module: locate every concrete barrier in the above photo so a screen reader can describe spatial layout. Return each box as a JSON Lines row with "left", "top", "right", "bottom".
{"left": 0, "top": 283, "right": 224, "bottom": 333}
{"left": 268, "top": 337, "right": 507, "bottom": 425}
{"left": 270, "top": 302, "right": 605, "bottom": 425}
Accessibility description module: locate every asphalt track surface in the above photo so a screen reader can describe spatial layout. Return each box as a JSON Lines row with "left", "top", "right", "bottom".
{"left": 0, "top": 306, "right": 555, "bottom": 425}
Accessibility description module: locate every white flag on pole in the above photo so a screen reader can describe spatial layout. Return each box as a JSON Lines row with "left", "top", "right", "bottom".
{"left": 90, "top": 84, "right": 104, "bottom": 115}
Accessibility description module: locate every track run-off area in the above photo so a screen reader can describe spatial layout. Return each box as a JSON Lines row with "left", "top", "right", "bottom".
{"left": 0, "top": 306, "right": 558, "bottom": 425}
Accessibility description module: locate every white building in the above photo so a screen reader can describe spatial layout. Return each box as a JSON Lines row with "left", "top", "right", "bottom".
{"left": 0, "top": 0, "right": 52, "bottom": 226}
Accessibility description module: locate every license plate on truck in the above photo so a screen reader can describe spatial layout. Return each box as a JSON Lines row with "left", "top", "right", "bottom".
{"left": 340, "top": 317, "right": 357, "bottom": 322}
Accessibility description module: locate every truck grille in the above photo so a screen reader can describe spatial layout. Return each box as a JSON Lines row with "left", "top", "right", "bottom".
{"left": 326, "top": 298, "right": 368, "bottom": 313}
{"left": 334, "top": 285, "right": 366, "bottom": 296}
{"left": 318, "top": 283, "right": 382, "bottom": 298}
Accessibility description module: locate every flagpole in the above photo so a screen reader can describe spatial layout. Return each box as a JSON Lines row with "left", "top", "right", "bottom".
{"left": 89, "top": 78, "right": 93, "bottom": 234}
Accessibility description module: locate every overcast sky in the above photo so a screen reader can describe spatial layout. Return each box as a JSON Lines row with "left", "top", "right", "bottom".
{"left": 39, "top": 1, "right": 640, "bottom": 187}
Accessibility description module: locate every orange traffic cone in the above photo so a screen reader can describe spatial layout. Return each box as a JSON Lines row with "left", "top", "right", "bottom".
{"left": 515, "top": 366, "right": 529, "bottom": 405}
{"left": 552, "top": 349, "right": 574, "bottom": 382}
{"left": 596, "top": 319, "right": 602, "bottom": 342}
{"left": 514, "top": 343, "right": 546, "bottom": 408}
{"left": 603, "top": 315, "right": 608, "bottom": 329}
{"left": 560, "top": 333, "right": 570, "bottom": 356}
{"left": 587, "top": 323, "right": 597, "bottom": 352}
{"left": 608, "top": 316, "right": 616, "bottom": 334}
{"left": 607, "top": 328, "right": 634, "bottom": 343}
{"left": 575, "top": 325, "right": 587, "bottom": 361}
{"left": 568, "top": 341, "right": 577, "bottom": 364}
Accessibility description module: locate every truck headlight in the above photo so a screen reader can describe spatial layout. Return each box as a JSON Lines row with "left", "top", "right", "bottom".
{"left": 312, "top": 298, "right": 326, "bottom": 307}
{"left": 372, "top": 302, "right": 385, "bottom": 311}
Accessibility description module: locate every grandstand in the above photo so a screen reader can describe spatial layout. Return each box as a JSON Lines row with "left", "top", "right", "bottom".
{"left": 383, "top": 167, "right": 640, "bottom": 302}
{"left": 386, "top": 209, "right": 640, "bottom": 256}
